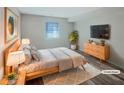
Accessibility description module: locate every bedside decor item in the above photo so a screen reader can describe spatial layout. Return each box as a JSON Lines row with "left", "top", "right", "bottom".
{"left": 92, "top": 42, "right": 96, "bottom": 45}
{"left": 100, "top": 39, "right": 105, "bottom": 46}
{"left": 88, "top": 39, "right": 93, "bottom": 43}
{"left": 7, "top": 72, "right": 16, "bottom": 85}
{"left": 5, "top": 8, "right": 18, "bottom": 44}
{"left": 7, "top": 51, "right": 25, "bottom": 74}
{"left": 88, "top": 39, "right": 91, "bottom": 43}
{"left": 90, "top": 40, "right": 93, "bottom": 43}
{"left": 22, "top": 38, "right": 30, "bottom": 45}
{"left": 68, "top": 31, "right": 79, "bottom": 50}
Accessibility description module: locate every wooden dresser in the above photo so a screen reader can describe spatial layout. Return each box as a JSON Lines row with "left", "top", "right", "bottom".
{"left": 83, "top": 42, "right": 109, "bottom": 61}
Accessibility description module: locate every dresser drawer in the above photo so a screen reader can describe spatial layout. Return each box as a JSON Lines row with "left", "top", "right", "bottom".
{"left": 93, "top": 47, "right": 105, "bottom": 53}
{"left": 84, "top": 43, "right": 92, "bottom": 49}
{"left": 84, "top": 49, "right": 90, "bottom": 54}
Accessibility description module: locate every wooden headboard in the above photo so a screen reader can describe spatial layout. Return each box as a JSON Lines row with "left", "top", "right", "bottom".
{"left": 4, "top": 39, "right": 21, "bottom": 75}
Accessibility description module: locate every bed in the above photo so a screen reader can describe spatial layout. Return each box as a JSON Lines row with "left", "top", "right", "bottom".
{"left": 4, "top": 39, "right": 87, "bottom": 81}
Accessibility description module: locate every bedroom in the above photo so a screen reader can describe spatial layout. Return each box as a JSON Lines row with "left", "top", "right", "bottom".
{"left": 0, "top": 7, "right": 124, "bottom": 85}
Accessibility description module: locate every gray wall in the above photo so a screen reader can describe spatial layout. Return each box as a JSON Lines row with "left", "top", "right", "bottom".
{"left": 73, "top": 8, "right": 124, "bottom": 69}
{"left": 21, "top": 14, "right": 74, "bottom": 49}
{"left": 0, "top": 7, "right": 21, "bottom": 79}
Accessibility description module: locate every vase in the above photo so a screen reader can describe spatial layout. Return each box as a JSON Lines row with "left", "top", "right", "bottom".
{"left": 8, "top": 79, "right": 16, "bottom": 85}
{"left": 71, "top": 44, "right": 76, "bottom": 50}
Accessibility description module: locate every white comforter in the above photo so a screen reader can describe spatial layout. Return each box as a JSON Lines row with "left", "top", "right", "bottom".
{"left": 19, "top": 47, "right": 86, "bottom": 73}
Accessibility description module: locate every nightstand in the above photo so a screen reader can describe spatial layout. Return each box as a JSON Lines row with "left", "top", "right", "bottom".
{"left": 0, "top": 71, "right": 26, "bottom": 85}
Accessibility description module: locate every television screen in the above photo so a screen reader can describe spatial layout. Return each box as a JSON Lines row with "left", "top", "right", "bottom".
{"left": 90, "top": 24, "right": 110, "bottom": 39}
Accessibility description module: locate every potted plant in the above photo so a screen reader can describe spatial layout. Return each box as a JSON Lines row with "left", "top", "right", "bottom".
{"left": 7, "top": 72, "right": 17, "bottom": 85}
{"left": 68, "top": 31, "right": 79, "bottom": 50}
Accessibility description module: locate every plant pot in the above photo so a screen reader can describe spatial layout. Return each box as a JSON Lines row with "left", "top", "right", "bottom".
{"left": 71, "top": 44, "right": 76, "bottom": 50}
{"left": 8, "top": 79, "right": 16, "bottom": 85}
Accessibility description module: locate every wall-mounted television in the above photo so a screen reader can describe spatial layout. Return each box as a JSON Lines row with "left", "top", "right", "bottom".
{"left": 90, "top": 24, "right": 110, "bottom": 39}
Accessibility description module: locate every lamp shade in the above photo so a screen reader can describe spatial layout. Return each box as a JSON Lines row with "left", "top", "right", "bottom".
{"left": 22, "top": 39, "right": 30, "bottom": 45}
{"left": 7, "top": 51, "right": 25, "bottom": 66}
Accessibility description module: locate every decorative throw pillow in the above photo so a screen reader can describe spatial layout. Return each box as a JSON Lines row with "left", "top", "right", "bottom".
{"left": 19, "top": 45, "right": 40, "bottom": 63}
{"left": 31, "top": 46, "right": 37, "bottom": 51}
{"left": 31, "top": 49, "right": 41, "bottom": 62}
{"left": 18, "top": 44, "right": 31, "bottom": 51}
{"left": 23, "top": 48, "right": 32, "bottom": 65}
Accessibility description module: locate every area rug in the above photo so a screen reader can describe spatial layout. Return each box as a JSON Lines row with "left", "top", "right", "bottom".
{"left": 42, "top": 63, "right": 101, "bottom": 85}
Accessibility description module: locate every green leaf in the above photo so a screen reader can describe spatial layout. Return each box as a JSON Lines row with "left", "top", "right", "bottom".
{"left": 68, "top": 31, "right": 79, "bottom": 44}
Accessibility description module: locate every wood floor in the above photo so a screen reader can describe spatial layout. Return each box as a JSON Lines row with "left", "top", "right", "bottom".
{"left": 26, "top": 50, "right": 124, "bottom": 85}
{"left": 78, "top": 50, "right": 124, "bottom": 85}
{"left": 80, "top": 74, "right": 124, "bottom": 85}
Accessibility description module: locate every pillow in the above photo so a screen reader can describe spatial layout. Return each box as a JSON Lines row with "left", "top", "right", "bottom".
{"left": 19, "top": 45, "right": 40, "bottom": 63}
{"left": 31, "top": 49, "right": 41, "bottom": 62}
{"left": 18, "top": 44, "right": 31, "bottom": 51}
{"left": 31, "top": 46, "right": 37, "bottom": 51}
{"left": 23, "top": 48, "right": 32, "bottom": 65}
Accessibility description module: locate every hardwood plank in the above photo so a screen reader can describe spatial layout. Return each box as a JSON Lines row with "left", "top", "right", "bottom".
{"left": 81, "top": 74, "right": 124, "bottom": 85}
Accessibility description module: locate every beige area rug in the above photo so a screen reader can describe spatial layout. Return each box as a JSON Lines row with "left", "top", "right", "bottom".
{"left": 42, "top": 63, "right": 101, "bottom": 85}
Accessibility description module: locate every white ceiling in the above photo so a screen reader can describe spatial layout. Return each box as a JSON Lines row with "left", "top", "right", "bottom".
{"left": 18, "top": 7, "right": 100, "bottom": 18}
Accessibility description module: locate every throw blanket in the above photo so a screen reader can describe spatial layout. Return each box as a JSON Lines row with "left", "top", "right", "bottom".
{"left": 49, "top": 47, "right": 86, "bottom": 72}
{"left": 59, "top": 47, "right": 85, "bottom": 68}
{"left": 49, "top": 48, "right": 73, "bottom": 72}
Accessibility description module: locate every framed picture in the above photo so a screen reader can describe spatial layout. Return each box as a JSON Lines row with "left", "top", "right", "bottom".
{"left": 5, "top": 8, "right": 18, "bottom": 44}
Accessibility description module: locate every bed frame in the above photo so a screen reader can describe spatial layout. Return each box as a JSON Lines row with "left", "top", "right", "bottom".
{"left": 4, "top": 39, "right": 59, "bottom": 81}
{"left": 4, "top": 39, "right": 86, "bottom": 81}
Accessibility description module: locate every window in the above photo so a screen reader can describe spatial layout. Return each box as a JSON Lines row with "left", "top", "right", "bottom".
{"left": 46, "top": 22, "right": 59, "bottom": 38}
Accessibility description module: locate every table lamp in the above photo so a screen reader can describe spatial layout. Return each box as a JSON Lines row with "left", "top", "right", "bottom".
{"left": 7, "top": 51, "right": 25, "bottom": 74}
{"left": 22, "top": 38, "right": 30, "bottom": 45}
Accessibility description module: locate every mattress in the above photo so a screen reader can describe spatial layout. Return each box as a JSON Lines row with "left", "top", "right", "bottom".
{"left": 19, "top": 47, "right": 86, "bottom": 73}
